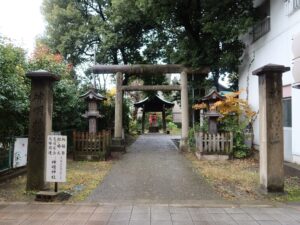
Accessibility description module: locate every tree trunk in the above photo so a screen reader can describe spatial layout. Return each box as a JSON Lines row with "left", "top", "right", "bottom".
{"left": 213, "top": 70, "right": 220, "bottom": 92}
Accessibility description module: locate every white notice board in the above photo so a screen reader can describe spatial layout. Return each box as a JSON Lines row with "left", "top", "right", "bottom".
{"left": 13, "top": 138, "right": 28, "bottom": 168}
{"left": 46, "top": 135, "right": 67, "bottom": 182}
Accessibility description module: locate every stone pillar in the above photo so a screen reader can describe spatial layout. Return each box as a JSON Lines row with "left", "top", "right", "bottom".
{"left": 111, "top": 72, "right": 125, "bottom": 152}
{"left": 26, "top": 70, "right": 60, "bottom": 191}
{"left": 142, "top": 106, "right": 145, "bottom": 134}
{"left": 252, "top": 64, "right": 290, "bottom": 192}
{"left": 89, "top": 117, "right": 97, "bottom": 133}
{"left": 180, "top": 71, "right": 189, "bottom": 151}
{"left": 114, "top": 72, "right": 123, "bottom": 140}
{"left": 208, "top": 117, "right": 218, "bottom": 134}
{"left": 88, "top": 101, "right": 98, "bottom": 134}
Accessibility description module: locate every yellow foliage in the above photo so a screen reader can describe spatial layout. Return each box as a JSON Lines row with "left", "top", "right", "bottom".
{"left": 213, "top": 90, "right": 256, "bottom": 122}
{"left": 107, "top": 87, "right": 116, "bottom": 97}
{"left": 103, "top": 88, "right": 116, "bottom": 106}
{"left": 192, "top": 90, "right": 256, "bottom": 123}
{"left": 192, "top": 102, "right": 207, "bottom": 110}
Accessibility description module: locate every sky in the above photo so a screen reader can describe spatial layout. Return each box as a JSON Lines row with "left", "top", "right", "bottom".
{"left": 0, "top": 0, "right": 45, "bottom": 55}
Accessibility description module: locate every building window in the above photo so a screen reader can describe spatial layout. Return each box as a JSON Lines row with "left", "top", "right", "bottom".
{"left": 252, "top": 0, "right": 271, "bottom": 42}
{"left": 282, "top": 98, "right": 292, "bottom": 127}
{"left": 252, "top": 16, "right": 271, "bottom": 42}
{"left": 285, "top": 0, "right": 300, "bottom": 15}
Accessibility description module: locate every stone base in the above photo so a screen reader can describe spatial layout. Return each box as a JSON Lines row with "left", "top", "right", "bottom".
{"left": 110, "top": 138, "right": 125, "bottom": 152}
{"left": 35, "top": 191, "right": 59, "bottom": 202}
{"left": 149, "top": 126, "right": 159, "bottom": 133}
{"left": 112, "top": 138, "right": 125, "bottom": 146}
{"left": 35, "top": 191, "right": 71, "bottom": 202}
{"left": 195, "top": 151, "right": 229, "bottom": 161}
{"left": 179, "top": 138, "right": 189, "bottom": 152}
{"left": 110, "top": 145, "right": 126, "bottom": 152}
{"left": 259, "top": 185, "right": 285, "bottom": 194}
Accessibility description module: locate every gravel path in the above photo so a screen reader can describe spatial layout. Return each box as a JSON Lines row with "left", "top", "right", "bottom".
{"left": 86, "top": 134, "right": 220, "bottom": 203}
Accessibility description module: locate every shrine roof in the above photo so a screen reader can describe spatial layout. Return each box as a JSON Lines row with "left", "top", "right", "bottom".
{"left": 80, "top": 88, "right": 107, "bottom": 101}
{"left": 134, "top": 95, "right": 175, "bottom": 112}
{"left": 200, "top": 90, "right": 225, "bottom": 102}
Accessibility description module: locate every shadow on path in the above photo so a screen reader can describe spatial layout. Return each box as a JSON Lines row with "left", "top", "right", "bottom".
{"left": 86, "top": 134, "right": 221, "bottom": 203}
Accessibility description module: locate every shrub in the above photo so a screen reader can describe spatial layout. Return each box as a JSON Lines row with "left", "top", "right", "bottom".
{"left": 129, "top": 119, "right": 142, "bottom": 135}
{"left": 193, "top": 91, "right": 256, "bottom": 158}
{"left": 188, "top": 122, "right": 205, "bottom": 148}
{"left": 167, "top": 121, "right": 177, "bottom": 130}
{"left": 214, "top": 91, "right": 256, "bottom": 158}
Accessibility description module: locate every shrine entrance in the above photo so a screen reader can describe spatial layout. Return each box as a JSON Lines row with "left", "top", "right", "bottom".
{"left": 92, "top": 64, "right": 208, "bottom": 151}
{"left": 134, "top": 95, "right": 174, "bottom": 134}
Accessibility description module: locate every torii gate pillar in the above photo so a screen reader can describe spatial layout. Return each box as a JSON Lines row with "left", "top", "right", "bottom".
{"left": 180, "top": 71, "right": 189, "bottom": 151}
{"left": 111, "top": 71, "right": 125, "bottom": 151}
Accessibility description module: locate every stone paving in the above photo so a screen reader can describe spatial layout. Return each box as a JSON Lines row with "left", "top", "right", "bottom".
{"left": 1, "top": 203, "right": 300, "bottom": 225}
{"left": 86, "top": 134, "right": 219, "bottom": 203}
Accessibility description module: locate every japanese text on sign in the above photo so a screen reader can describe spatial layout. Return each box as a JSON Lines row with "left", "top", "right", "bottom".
{"left": 46, "top": 135, "right": 67, "bottom": 182}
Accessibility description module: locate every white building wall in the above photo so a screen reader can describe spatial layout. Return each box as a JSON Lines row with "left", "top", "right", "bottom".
{"left": 239, "top": 0, "right": 300, "bottom": 163}
{"left": 292, "top": 88, "right": 300, "bottom": 160}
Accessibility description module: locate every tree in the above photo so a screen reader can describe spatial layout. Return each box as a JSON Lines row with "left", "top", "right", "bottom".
{"left": 28, "top": 43, "right": 85, "bottom": 131}
{"left": 136, "top": 0, "right": 253, "bottom": 90}
{"left": 42, "top": 0, "right": 151, "bottom": 64}
{"left": 42, "top": 0, "right": 253, "bottom": 89}
{"left": 42, "top": 0, "right": 172, "bottom": 90}
{"left": 0, "top": 38, "right": 29, "bottom": 147}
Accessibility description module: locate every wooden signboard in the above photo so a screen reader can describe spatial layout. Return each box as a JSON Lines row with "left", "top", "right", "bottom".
{"left": 46, "top": 135, "right": 67, "bottom": 182}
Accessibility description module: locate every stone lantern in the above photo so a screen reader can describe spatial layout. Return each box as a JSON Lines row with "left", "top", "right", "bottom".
{"left": 205, "top": 111, "right": 221, "bottom": 134}
{"left": 80, "top": 88, "right": 106, "bottom": 133}
{"left": 199, "top": 90, "right": 225, "bottom": 134}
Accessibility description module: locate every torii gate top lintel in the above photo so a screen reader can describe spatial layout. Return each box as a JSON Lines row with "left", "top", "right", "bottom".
{"left": 92, "top": 64, "right": 209, "bottom": 75}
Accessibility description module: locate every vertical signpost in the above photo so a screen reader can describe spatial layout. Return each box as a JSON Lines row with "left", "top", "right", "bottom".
{"left": 46, "top": 135, "right": 67, "bottom": 192}
{"left": 36, "top": 134, "right": 67, "bottom": 201}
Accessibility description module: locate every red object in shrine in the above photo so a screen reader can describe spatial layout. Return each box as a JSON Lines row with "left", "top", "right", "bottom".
{"left": 149, "top": 114, "right": 153, "bottom": 126}
{"left": 152, "top": 113, "right": 157, "bottom": 126}
{"left": 149, "top": 113, "right": 157, "bottom": 127}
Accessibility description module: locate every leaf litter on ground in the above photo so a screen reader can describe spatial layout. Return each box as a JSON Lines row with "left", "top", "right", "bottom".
{"left": 0, "top": 159, "right": 113, "bottom": 202}
{"left": 184, "top": 152, "right": 298, "bottom": 202}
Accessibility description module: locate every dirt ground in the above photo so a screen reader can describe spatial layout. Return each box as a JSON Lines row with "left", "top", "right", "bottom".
{"left": 0, "top": 159, "right": 113, "bottom": 202}
{"left": 185, "top": 152, "right": 300, "bottom": 202}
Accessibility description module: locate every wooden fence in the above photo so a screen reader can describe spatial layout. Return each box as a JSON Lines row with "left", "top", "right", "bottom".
{"left": 195, "top": 132, "right": 233, "bottom": 155}
{"left": 73, "top": 130, "right": 111, "bottom": 161}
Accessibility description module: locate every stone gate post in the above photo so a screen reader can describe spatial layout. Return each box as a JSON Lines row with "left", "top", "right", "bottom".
{"left": 114, "top": 72, "right": 123, "bottom": 140}
{"left": 26, "top": 70, "right": 60, "bottom": 191}
{"left": 111, "top": 71, "right": 125, "bottom": 151}
{"left": 252, "top": 64, "right": 290, "bottom": 192}
{"left": 180, "top": 70, "right": 189, "bottom": 151}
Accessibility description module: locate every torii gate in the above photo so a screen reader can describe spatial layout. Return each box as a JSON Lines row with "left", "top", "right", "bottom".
{"left": 92, "top": 64, "right": 209, "bottom": 151}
